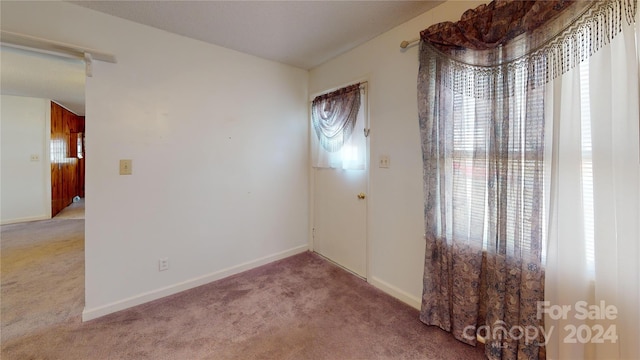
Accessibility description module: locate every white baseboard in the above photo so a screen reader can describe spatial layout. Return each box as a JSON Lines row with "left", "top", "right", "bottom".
{"left": 368, "top": 276, "right": 422, "bottom": 311}
{"left": 82, "top": 244, "right": 309, "bottom": 321}
{"left": 1, "top": 215, "right": 50, "bottom": 225}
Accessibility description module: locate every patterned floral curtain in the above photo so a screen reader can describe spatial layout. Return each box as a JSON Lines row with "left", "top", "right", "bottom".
{"left": 311, "top": 84, "right": 361, "bottom": 153}
{"left": 417, "top": 1, "right": 637, "bottom": 359}
{"left": 311, "top": 83, "right": 365, "bottom": 170}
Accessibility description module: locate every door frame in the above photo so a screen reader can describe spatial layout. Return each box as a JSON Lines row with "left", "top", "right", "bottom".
{"left": 308, "top": 78, "right": 371, "bottom": 280}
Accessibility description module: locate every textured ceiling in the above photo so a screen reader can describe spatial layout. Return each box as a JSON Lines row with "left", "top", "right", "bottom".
{"left": 1, "top": 1, "right": 443, "bottom": 115}
{"left": 71, "top": 1, "right": 443, "bottom": 70}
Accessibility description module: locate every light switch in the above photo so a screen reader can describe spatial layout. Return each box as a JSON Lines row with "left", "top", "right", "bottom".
{"left": 119, "top": 159, "right": 132, "bottom": 175}
{"left": 379, "top": 155, "right": 390, "bottom": 168}
{"left": 30, "top": 154, "right": 40, "bottom": 162}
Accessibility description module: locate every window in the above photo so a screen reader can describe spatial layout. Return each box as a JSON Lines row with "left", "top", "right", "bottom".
{"left": 451, "top": 69, "right": 546, "bottom": 258}
{"left": 579, "top": 60, "right": 595, "bottom": 277}
{"left": 311, "top": 83, "right": 367, "bottom": 170}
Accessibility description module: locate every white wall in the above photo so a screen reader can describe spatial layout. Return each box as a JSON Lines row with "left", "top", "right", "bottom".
{"left": 1, "top": 2, "right": 309, "bottom": 319}
{"left": 0, "top": 95, "right": 51, "bottom": 224}
{"left": 309, "top": 1, "right": 485, "bottom": 308}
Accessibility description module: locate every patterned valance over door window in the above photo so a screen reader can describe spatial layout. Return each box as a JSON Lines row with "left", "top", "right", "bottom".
{"left": 311, "top": 83, "right": 365, "bottom": 170}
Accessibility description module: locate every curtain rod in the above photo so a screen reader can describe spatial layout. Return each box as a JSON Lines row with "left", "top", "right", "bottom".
{"left": 309, "top": 81, "right": 368, "bottom": 102}
{"left": 400, "top": 38, "right": 420, "bottom": 49}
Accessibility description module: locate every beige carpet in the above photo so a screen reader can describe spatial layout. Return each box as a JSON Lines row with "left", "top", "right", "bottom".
{"left": 1, "top": 218, "right": 85, "bottom": 343}
{"left": 1, "top": 216, "right": 484, "bottom": 359}
{"left": 53, "top": 198, "right": 85, "bottom": 220}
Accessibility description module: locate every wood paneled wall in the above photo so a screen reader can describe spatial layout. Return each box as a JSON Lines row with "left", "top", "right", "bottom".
{"left": 51, "top": 102, "right": 85, "bottom": 217}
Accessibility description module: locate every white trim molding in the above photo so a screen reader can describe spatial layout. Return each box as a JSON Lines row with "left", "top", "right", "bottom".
{"left": 82, "top": 245, "right": 309, "bottom": 321}
{"left": 369, "top": 276, "right": 422, "bottom": 311}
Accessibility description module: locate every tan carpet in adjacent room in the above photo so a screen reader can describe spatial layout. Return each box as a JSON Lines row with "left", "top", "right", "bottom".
{"left": 52, "top": 198, "right": 85, "bottom": 220}
{"left": 1, "top": 215, "right": 484, "bottom": 359}
{"left": 1, "top": 218, "right": 85, "bottom": 343}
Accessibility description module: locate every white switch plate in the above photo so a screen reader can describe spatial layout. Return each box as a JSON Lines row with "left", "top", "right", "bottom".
{"left": 119, "top": 159, "right": 132, "bottom": 175}
{"left": 159, "top": 257, "right": 169, "bottom": 271}
{"left": 30, "top": 154, "right": 40, "bottom": 162}
{"left": 379, "top": 155, "right": 390, "bottom": 168}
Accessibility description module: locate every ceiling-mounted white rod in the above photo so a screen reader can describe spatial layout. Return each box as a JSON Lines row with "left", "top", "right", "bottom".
{"left": 84, "top": 53, "right": 93, "bottom": 77}
{"left": 400, "top": 38, "right": 420, "bottom": 49}
{"left": 0, "top": 30, "right": 117, "bottom": 64}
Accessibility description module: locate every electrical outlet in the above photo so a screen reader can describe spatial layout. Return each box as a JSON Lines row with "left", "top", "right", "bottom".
{"left": 30, "top": 154, "right": 40, "bottom": 162}
{"left": 158, "top": 257, "right": 169, "bottom": 271}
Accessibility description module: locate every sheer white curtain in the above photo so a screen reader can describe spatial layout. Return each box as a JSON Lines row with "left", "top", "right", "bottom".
{"left": 311, "top": 85, "right": 366, "bottom": 170}
{"left": 545, "top": 10, "right": 640, "bottom": 360}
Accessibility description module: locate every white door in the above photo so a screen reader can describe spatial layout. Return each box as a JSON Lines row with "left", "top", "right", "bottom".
{"left": 313, "top": 167, "right": 368, "bottom": 277}
{"left": 312, "top": 84, "right": 368, "bottom": 278}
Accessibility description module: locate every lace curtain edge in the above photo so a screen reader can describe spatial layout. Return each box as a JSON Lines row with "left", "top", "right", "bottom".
{"left": 311, "top": 83, "right": 361, "bottom": 153}
{"left": 420, "top": 0, "right": 638, "bottom": 100}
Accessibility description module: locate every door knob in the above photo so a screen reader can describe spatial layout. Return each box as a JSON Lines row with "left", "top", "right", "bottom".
{"left": 357, "top": 192, "right": 366, "bottom": 199}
